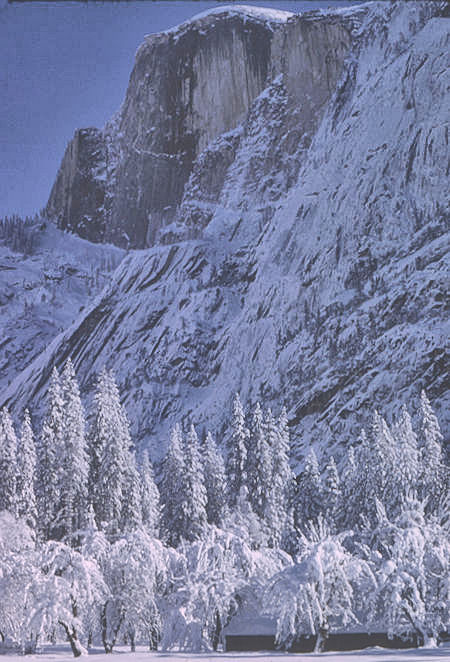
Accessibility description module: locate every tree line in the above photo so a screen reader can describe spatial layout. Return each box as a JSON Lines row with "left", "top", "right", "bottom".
{"left": 0, "top": 214, "right": 42, "bottom": 255}
{"left": 0, "top": 361, "right": 448, "bottom": 655}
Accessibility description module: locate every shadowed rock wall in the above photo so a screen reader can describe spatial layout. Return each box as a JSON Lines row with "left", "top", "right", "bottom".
{"left": 46, "top": 128, "right": 106, "bottom": 242}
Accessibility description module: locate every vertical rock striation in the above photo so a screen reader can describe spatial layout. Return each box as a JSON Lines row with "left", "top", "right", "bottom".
{"left": 46, "top": 6, "right": 357, "bottom": 248}
{"left": 46, "top": 128, "right": 107, "bottom": 242}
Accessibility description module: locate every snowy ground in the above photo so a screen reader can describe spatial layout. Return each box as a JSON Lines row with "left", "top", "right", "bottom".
{"left": 1, "top": 644, "right": 449, "bottom": 662}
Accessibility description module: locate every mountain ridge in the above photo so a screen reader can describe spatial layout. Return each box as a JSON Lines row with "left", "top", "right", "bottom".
{"left": 2, "top": 1, "right": 448, "bottom": 466}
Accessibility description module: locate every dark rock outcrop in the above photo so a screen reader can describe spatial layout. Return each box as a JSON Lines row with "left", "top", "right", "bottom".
{"left": 46, "top": 128, "right": 107, "bottom": 243}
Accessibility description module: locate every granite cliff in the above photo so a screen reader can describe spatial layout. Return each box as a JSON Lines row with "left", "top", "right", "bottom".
{"left": 46, "top": 5, "right": 357, "bottom": 248}
{"left": 3, "top": 1, "right": 448, "bottom": 464}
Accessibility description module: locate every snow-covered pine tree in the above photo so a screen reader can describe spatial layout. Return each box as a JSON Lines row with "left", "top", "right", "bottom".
{"left": 418, "top": 390, "right": 444, "bottom": 511}
{"left": 203, "top": 432, "right": 227, "bottom": 527}
{"left": 38, "top": 367, "right": 65, "bottom": 540}
{"left": 391, "top": 405, "right": 419, "bottom": 509}
{"left": 351, "top": 413, "right": 396, "bottom": 527}
{"left": 295, "top": 448, "right": 323, "bottom": 529}
{"left": 0, "top": 407, "right": 18, "bottom": 516}
{"left": 222, "top": 485, "right": 267, "bottom": 548}
{"left": 182, "top": 424, "right": 207, "bottom": 542}
{"left": 323, "top": 456, "right": 341, "bottom": 531}
{"left": 264, "top": 408, "right": 291, "bottom": 547}
{"left": 16, "top": 409, "right": 37, "bottom": 529}
{"left": 226, "top": 393, "right": 249, "bottom": 507}
{"left": 89, "top": 369, "right": 133, "bottom": 537}
{"left": 160, "top": 424, "right": 186, "bottom": 547}
{"left": 114, "top": 376, "right": 144, "bottom": 534}
{"left": 247, "top": 403, "right": 272, "bottom": 519}
{"left": 121, "top": 454, "right": 143, "bottom": 533}
{"left": 88, "top": 368, "right": 108, "bottom": 519}
{"left": 80, "top": 503, "right": 110, "bottom": 568}
{"left": 348, "top": 431, "right": 373, "bottom": 530}
{"left": 339, "top": 445, "right": 358, "bottom": 530}
{"left": 275, "top": 408, "right": 297, "bottom": 552}
{"left": 367, "top": 411, "right": 397, "bottom": 519}
{"left": 60, "top": 359, "right": 89, "bottom": 545}
{"left": 140, "top": 450, "right": 160, "bottom": 536}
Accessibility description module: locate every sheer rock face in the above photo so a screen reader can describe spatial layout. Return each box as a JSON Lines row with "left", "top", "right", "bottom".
{"left": 5, "top": 2, "right": 449, "bottom": 464}
{"left": 45, "top": 8, "right": 354, "bottom": 248}
{"left": 46, "top": 128, "right": 107, "bottom": 243}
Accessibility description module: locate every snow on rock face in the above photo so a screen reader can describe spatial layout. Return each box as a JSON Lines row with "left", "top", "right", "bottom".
{"left": 184, "top": 5, "right": 294, "bottom": 27}
{"left": 0, "top": 224, "right": 124, "bottom": 395}
{"left": 3, "top": 2, "right": 449, "bottom": 464}
{"left": 45, "top": 5, "right": 357, "bottom": 249}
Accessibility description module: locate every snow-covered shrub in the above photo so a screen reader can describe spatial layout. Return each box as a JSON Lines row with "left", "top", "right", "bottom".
{"left": 265, "top": 517, "right": 375, "bottom": 651}
{"left": 368, "top": 498, "right": 450, "bottom": 646}
{"left": 27, "top": 540, "right": 107, "bottom": 657}
{"left": 99, "top": 528, "right": 169, "bottom": 652}
{"left": 161, "top": 524, "right": 291, "bottom": 651}
{"left": 0, "top": 512, "right": 37, "bottom": 650}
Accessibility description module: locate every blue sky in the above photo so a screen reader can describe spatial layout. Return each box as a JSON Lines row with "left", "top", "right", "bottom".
{"left": 1, "top": 1, "right": 361, "bottom": 218}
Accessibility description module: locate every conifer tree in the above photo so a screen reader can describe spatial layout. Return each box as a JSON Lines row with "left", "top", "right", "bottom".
{"left": 276, "top": 408, "right": 294, "bottom": 492}
{"left": 182, "top": 424, "right": 207, "bottom": 541}
{"left": 224, "top": 485, "right": 268, "bottom": 549}
{"left": 418, "top": 391, "right": 444, "bottom": 511}
{"left": 160, "top": 424, "right": 186, "bottom": 547}
{"left": 247, "top": 403, "right": 272, "bottom": 519}
{"left": 88, "top": 368, "right": 108, "bottom": 513}
{"left": 16, "top": 409, "right": 37, "bottom": 528}
{"left": 323, "top": 456, "right": 341, "bottom": 530}
{"left": 203, "top": 432, "right": 227, "bottom": 527}
{"left": 367, "top": 411, "right": 396, "bottom": 518}
{"left": 352, "top": 413, "right": 396, "bottom": 526}
{"left": 89, "top": 369, "right": 133, "bottom": 537}
{"left": 0, "top": 407, "right": 18, "bottom": 515}
{"left": 350, "top": 431, "right": 374, "bottom": 528}
{"left": 275, "top": 408, "right": 297, "bottom": 552}
{"left": 392, "top": 405, "right": 419, "bottom": 508}
{"left": 339, "top": 445, "right": 358, "bottom": 529}
{"left": 60, "top": 359, "right": 89, "bottom": 544}
{"left": 38, "top": 367, "right": 65, "bottom": 539}
{"left": 121, "top": 455, "right": 143, "bottom": 533}
{"left": 264, "top": 409, "right": 290, "bottom": 546}
{"left": 140, "top": 450, "right": 160, "bottom": 536}
{"left": 226, "top": 394, "right": 249, "bottom": 506}
{"left": 296, "top": 448, "right": 323, "bottom": 528}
